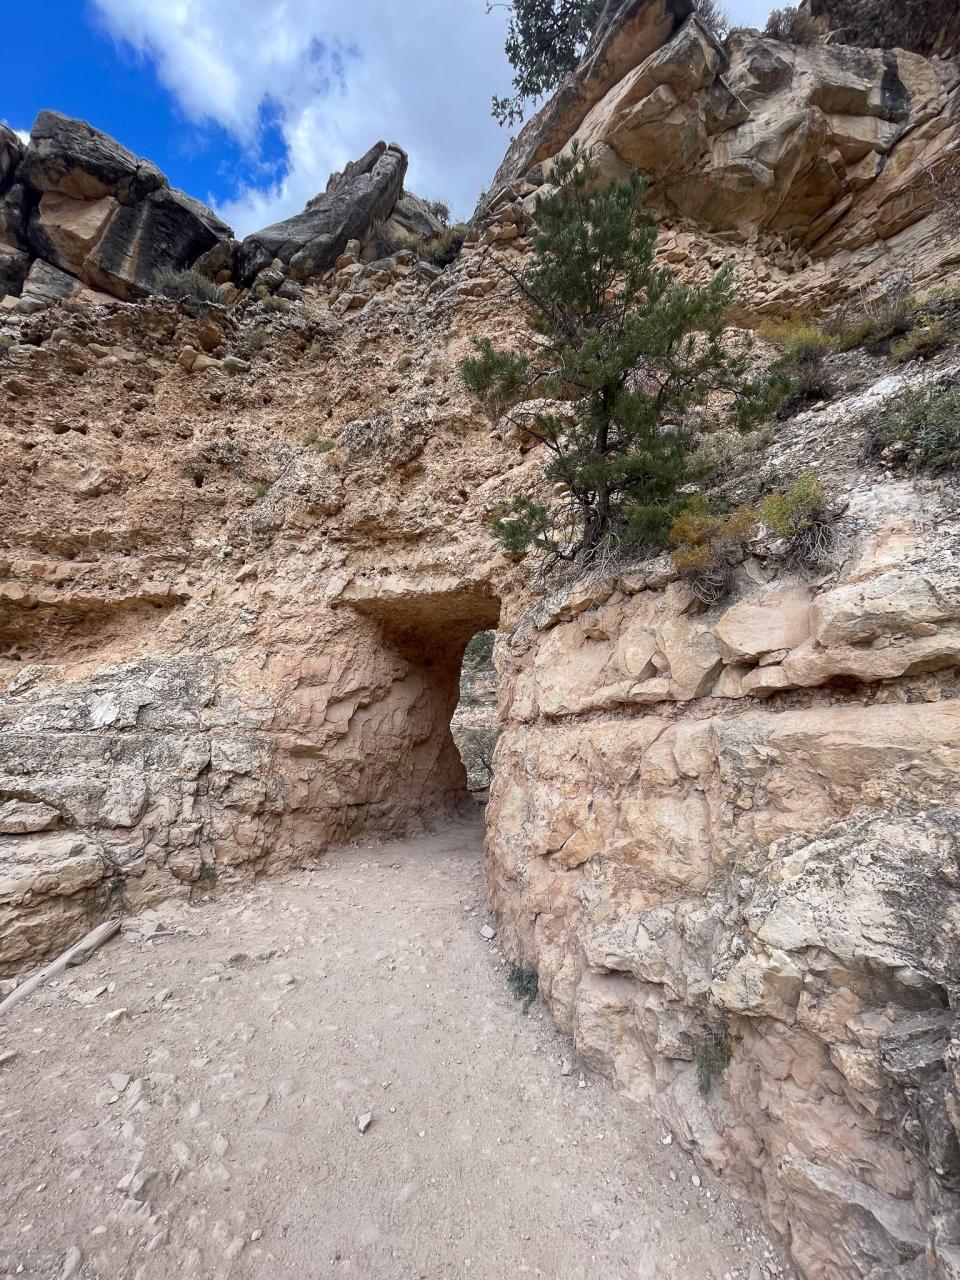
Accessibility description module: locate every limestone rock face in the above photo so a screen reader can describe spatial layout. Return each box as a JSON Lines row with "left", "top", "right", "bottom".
{"left": 0, "top": 111, "right": 232, "bottom": 304}
{"left": 486, "top": 478, "right": 960, "bottom": 1279}
{"left": 237, "top": 141, "right": 408, "bottom": 283}
{"left": 487, "top": 7, "right": 960, "bottom": 311}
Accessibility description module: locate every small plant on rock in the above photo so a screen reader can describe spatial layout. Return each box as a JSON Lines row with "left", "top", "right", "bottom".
{"left": 867, "top": 384, "right": 960, "bottom": 474}
{"left": 507, "top": 963, "right": 539, "bottom": 1010}
{"left": 670, "top": 499, "right": 759, "bottom": 603}
{"left": 694, "top": 1029, "right": 732, "bottom": 1096}
{"left": 153, "top": 266, "right": 225, "bottom": 305}
{"left": 760, "top": 471, "right": 837, "bottom": 568}
{"left": 828, "top": 279, "right": 917, "bottom": 353}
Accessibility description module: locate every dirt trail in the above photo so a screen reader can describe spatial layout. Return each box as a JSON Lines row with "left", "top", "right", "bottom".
{"left": 0, "top": 818, "right": 790, "bottom": 1280}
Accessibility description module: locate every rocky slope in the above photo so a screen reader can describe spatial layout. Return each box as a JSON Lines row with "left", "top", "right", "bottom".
{"left": 2, "top": 2, "right": 960, "bottom": 1277}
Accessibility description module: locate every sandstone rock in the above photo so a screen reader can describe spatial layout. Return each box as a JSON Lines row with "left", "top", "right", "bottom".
{"left": 237, "top": 141, "right": 407, "bottom": 283}
{"left": 714, "top": 588, "right": 812, "bottom": 662}
{"left": 0, "top": 800, "right": 60, "bottom": 833}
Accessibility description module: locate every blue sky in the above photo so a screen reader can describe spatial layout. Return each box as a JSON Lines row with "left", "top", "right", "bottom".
{"left": 3, "top": 0, "right": 776, "bottom": 236}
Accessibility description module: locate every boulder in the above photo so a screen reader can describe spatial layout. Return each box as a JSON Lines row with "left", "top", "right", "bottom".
{"left": 18, "top": 110, "right": 165, "bottom": 204}
{"left": 237, "top": 140, "right": 408, "bottom": 283}
{"left": 8, "top": 112, "right": 232, "bottom": 300}
{"left": 389, "top": 192, "right": 445, "bottom": 240}
{"left": 0, "top": 244, "right": 29, "bottom": 298}
{"left": 484, "top": 0, "right": 694, "bottom": 203}
{"left": 0, "top": 124, "right": 24, "bottom": 192}
{"left": 83, "top": 187, "right": 231, "bottom": 299}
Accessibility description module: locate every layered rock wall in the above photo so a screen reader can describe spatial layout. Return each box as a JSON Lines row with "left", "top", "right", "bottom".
{"left": 486, "top": 475, "right": 960, "bottom": 1277}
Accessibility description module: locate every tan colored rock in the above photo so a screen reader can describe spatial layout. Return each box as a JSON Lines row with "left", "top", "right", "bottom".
{"left": 714, "top": 587, "right": 812, "bottom": 662}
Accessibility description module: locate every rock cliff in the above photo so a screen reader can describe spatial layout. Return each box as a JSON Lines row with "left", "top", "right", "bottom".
{"left": 2, "top": 2, "right": 960, "bottom": 1277}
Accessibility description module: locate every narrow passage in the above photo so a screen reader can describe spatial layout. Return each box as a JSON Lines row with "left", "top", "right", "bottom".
{"left": 0, "top": 819, "right": 787, "bottom": 1280}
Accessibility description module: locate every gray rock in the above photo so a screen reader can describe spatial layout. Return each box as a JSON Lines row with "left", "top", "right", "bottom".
{"left": 480, "top": 924, "right": 496, "bottom": 940}
{"left": 389, "top": 191, "right": 445, "bottom": 241}
{"left": 86, "top": 187, "right": 231, "bottom": 299}
{"left": 18, "top": 259, "right": 78, "bottom": 310}
{"left": 237, "top": 141, "right": 407, "bottom": 284}
{"left": 0, "top": 124, "right": 24, "bottom": 194}
{"left": 0, "top": 799, "right": 60, "bottom": 833}
{"left": 0, "top": 244, "right": 30, "bottom": 298}
{"left": 357, "top": 1111, "right": 373, "bottom": 1133}
{"left": 19, "top": 110, "right": 166, "bottom": 204}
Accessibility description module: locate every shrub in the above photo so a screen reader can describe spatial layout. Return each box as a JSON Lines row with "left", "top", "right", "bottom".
{"left": 464, "top": 630, "right": 496, "bottom": 668}
{"left": 695, "top": 1031, "right": 732, "bottom": 1096}
{"left": 249, "top": 480, "right": 270, "bottom": 497}
{"left": 891, "top": 321, "right": 949, "bottom": 364}
{"left": 760, "top": 471, "right": 836, "bottom": 568}
{"left": 454, "top": 723, "right": 501, "bottom": 790}
{"left": 692, "top": 0, "right": 728, "bottom": 41}
{"left": 506, "top": 963, "right": 538, "bottom": 1009}
{"left": 420, "top": 223, "right": 469, "bottom": 268}
{"left": 671, "top": 500, "right": 759, "bottom": 603}
{"left": 766, "top": 321, "right": 837, "bottom": 416}
{"left": 867, "top": 384, "right": 960, "bottom": 474}
{"left": 197, "top": 862, "right": 218, "bottom": 889}
{"left": 153, "top": 266, "right": 225, "bottom": 305}
{"left": 764, "top": 5, "right": 818, "bottom": 42}
{"left": 258, "top": 294, "right": 290, "bottom": 313}
{"left": 828, "top": 279, "right": 916, "bottom": 352}
{"left": 763, "top": 320, "right": 835, "bottom": 363}
{"left": 689, "top": 427, "right": 746, "bottom": 480}
{"left": 461, "top": 146, "right": 781, "bottom": 569}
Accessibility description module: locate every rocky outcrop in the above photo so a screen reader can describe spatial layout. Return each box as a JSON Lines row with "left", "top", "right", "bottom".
{"left": 0, "top": 112, "right": 232, "bottom": 307}
{"left": 807, "top": 0, "right": 960, "bottom": 61}
{"left": 2, "top": 4, "right": 960, "bottom": 1275}
{"left": 488, "top": 4, "right": 960, "bottom": 313}
{"left": 237, "top": 141, "right": 408, "bottom": 284}
{"left": 487, "top": 474, "right": 960, "bottom": 1279}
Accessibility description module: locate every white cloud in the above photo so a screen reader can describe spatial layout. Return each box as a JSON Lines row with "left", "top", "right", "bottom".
{"left": 91, "top": 0, "right": 514, "bottom": 236}
{"left": 2, "top": 120, "right": 30, "bottom": 145}
{"left": 90, "top": 0, "right": 775, "bottom": 239}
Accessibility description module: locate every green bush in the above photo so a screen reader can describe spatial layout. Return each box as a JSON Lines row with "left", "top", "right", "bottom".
{"left": 760, "top": 471, "right": 837, "bottom": 568}
{"left": 464, "top": 630, "right": 496, "bottom": 668}
{"left": 506, "top": 963, "right": 538, "bottom": 1009}
{"left": 867, "top": 384, "right": 960, "bottom": 474}
{"left": 695, "top": 1032, "right": 732, "bottom": 1096}
{"left": 153, "top": 266, "right": 226, "bottom": 305}
{"left": 462, "top": 146, "right": 781, "bottom": 568}
{"left": 891, "top": 321, "right": 950, "bottom": 364}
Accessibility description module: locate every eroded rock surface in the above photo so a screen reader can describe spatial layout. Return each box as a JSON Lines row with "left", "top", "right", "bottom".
{"left": 2, "top": 3, "right": 960, "bottom": 1276}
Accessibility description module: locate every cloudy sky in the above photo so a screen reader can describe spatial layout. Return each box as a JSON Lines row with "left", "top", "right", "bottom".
{"left": 5, "top": 0, "right": 776, "bottom": 236}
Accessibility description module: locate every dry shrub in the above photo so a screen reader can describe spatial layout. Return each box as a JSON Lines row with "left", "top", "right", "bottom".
{"left": 764, "top": 5, "right": 818, "bottom": 43}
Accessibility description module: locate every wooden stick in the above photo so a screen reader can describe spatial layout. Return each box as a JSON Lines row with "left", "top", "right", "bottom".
{"left": 0, "top": 919, "right": 122, "bottom": 1018}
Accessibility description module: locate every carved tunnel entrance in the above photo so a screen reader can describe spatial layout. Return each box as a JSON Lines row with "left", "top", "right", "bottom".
{"left": 338, "top": 579, "right": 501, "bottom": 832}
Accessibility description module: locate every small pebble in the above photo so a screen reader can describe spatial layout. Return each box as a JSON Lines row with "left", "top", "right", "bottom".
{"left": 357, "top": 1112, "right": 372, "bottom": 1133}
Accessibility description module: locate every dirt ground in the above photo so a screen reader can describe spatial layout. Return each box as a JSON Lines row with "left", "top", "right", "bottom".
{"left": 0, "top": 818, "right": 792, "bottom": 1280}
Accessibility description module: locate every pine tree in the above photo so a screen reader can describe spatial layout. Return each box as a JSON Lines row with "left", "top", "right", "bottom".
{"left": 461, "top": 148, "right": 780, "bottom": 568}
{"left": 490, "top": 0, "right": 604, "bottom": 128}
